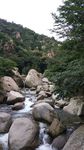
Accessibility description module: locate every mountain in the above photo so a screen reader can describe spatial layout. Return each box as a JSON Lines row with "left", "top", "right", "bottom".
{"left": 0, "top": 19, "right": 59, "bottom": 75}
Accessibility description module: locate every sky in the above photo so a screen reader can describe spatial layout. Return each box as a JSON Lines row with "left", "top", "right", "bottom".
{"left": 0, "top": 0, "right": 63, "bottom": 39}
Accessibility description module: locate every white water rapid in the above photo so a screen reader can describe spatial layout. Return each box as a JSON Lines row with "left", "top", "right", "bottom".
{"left": 0, "top": 89, "right": 55, "bottom": 150}
{"left": 36, "top": 123, "right": 56, "bottom": 150}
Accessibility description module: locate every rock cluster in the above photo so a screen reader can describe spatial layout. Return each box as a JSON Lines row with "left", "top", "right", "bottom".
{"left": 0, "top": 69, "right": 84, "bottom": 150}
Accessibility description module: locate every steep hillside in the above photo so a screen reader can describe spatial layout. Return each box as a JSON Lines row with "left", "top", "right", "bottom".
{"left": 0, "top": 19, "right": 59, "bottom": 75}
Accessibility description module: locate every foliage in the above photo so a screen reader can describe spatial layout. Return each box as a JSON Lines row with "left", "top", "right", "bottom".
{"left": 45, "top": 49, "right": 84, "bottom": 97}
{"left": 45, "top": 0, "right": 84, "bottom": 97}
{"left": 52, "top": 0, "right": 84, "bottom": 40}
{"left": 0, "top": 57, "right": 17, "bottom": 76}
{"left": 0, "top": 19, "right": 58, "bottom": 75}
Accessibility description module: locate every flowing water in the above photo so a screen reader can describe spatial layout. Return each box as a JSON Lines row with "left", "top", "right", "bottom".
{"left": 36, "top": 123, "right": 56, "bottom": 150}
{"left": 0, "top": 133, "right": 8, "bottom": 150}
{"left": 0, "top": 89, "right": 55, "bottom": 150}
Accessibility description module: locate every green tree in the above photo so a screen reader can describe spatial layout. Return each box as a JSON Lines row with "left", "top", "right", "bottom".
{"left": 46, "top": 0, "right": 84, "bottom": 97}
{"left": 0, "top": 57, "right": 17, "bottom": 76}
{"left": 52, "top": 0, "right": 84, "bottom": 52}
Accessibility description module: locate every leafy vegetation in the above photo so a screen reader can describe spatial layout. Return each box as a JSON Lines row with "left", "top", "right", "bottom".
{"left": 0, "top": 0, "right": 84, "bottom": 98}
{"left": 45, "top": 0, "right": 84, "bottom": 97}
{"left": 0, "top": 19, "right": 58, "bottom": 75}
{"left": 0, "top": 57, "right": 17, "bottom": 76}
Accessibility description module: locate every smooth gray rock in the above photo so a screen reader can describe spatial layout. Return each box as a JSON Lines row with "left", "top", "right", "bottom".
{"left": 25, "top": 69, "right": 42, "bottom": 88}
{"left": 8, "top": 117, "right": 39, "bottom": 150}
{"left": 32, "top": 102, "right": 54, "bottom": 123}
{"left": 7, "top": 91, "right": 25, "bottom": 105}
{"left": 48, "top": 118, "right": 65, "bottom": 137}
{"left": 63, "top": 125, "right": 84, "bottom": 150}
{"left": 0, "top": 112, "right": 12, "bottom": 133}
{"left": 0, "top": 76, "right": 19, "bottom": 92}
{"left": 63, "top": 96, "right": 84, "bottom": 116}
{"left": 52, "top": 134, "right": 67, "bottom": 150}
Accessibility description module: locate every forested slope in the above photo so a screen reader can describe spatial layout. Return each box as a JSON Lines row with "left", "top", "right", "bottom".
{"left": 0, "top": 19, "right": 59, "bottom": 75}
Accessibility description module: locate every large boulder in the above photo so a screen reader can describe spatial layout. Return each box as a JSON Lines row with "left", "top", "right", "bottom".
{"left": 0, "top": 112, "right": 12, "bottom": 133}
{"left": 0, "top": 76, "right": 19, "bottom": 92}
{"left": 37, "top": 91, "right": 47, "bottom": 100}
{"left": 12, "top": 102, "right": 24, "bottom": 110}
{"left": 32, "top": 102, "right": 55, "bottom": 123}
{"left": 11, "top": 67, "right": 24, "bottom": 87}
{"left": 36, "top": 84, "right": 49, "bottom": 94}
{"left": 8, "top": 117, "right": 39, "bottom": 150}
{"left": 48, "top": 118, "right": 65, "bottom": 137}
{"left": 55, "top": 108, "right": 81, "bottom": 127}
{"left": 25, "top": 69, "right": 42, "bottom": 88}
{"left": 34, "top": 98, "right": 54, "bottom": 107}
{"left": 52, "top": 134, "right": 67, "bottom": 150}
{"left": 63, "top": 125, "right": 84, "bottom": 150}
{"left": 7, "top": 91, "right": 25, "bottom": 105}
{"left": 63, "top": 96, "right": 84, "bottom": 116}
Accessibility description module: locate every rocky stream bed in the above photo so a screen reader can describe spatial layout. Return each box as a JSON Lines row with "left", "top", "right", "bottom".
{"left": 0, "top": 69, "right": 84, "bottom": 150}
{"left": 0, "top": 88, "right": 83, "bottom": 150}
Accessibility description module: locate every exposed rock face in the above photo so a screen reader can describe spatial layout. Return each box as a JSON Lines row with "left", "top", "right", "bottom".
{"left": 25, "top": 69, "right": 42, "bottom": 88}
{"left": 48, "top": 118, "right": 65, "bottom": 137}
{"left": 63, "top": 125, "right": 84, "bottom": 150}
{"left": 0, "top": 76, "right": 19, "bottom": 92}
{"left": 7, "top": 91, "right": 25, "bottom": 105}
{"left": 52, "top": 134, "right": 67, "bottom": 150}
{"left": 3, "top": 40, "right": 14, "bottom": 54}
{"left": 32, "top": 102, "right": 54, "bottom": 123}
{"left": 8, "top": 117, "right": 39, "bottom": 150}
{"left": 0, "top": 112, "right": 12, "bottom": 133}
{"left": 63, "top": 96, "right": 84, "bottom": 116}
{"left": 15, "top": 32, "right": 21, "bottom": 39}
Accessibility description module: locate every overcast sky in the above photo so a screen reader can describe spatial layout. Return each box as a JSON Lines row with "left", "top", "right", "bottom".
{"left": 0, "top": 0, "right": 63, "bottom": 39}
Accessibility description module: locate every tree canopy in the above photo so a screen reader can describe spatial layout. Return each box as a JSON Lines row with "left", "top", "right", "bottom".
{"left": 52, "top": 0, "right": 84, "bottom": 41}
{"left": 45, "top": 0, "right": 84, "bottom": 97}
{"left": 0, "top": 19, "right": 58, "bottom": 75}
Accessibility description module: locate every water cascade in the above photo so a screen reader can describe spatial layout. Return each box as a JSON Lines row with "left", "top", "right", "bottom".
{"left": 0, "top": 89, "right": 55, "bottom": 150}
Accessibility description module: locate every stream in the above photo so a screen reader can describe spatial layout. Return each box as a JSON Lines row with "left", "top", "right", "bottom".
{"left": 0, "top": 88, "right": 55, "bottom": 150}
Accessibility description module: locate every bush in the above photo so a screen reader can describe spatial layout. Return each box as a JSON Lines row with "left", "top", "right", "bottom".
{"left": 0, "top": 57, "right": 17, "bottom": 76}
{"left": 45, "top": 48, "right": 84, "bottom": 97}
